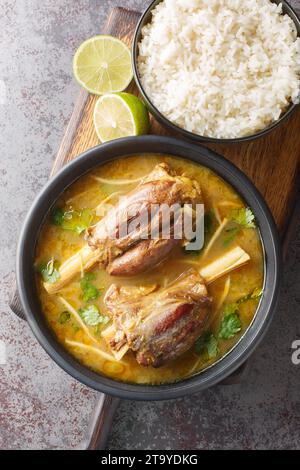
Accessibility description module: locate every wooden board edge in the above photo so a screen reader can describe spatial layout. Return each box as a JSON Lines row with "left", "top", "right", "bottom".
{"left": 51, "top": 89, "right": 89, "bottom": 176}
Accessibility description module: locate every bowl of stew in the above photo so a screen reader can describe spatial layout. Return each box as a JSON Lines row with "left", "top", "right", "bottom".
{"left": 16, "top": 136, "right": 281, "bottom": 400}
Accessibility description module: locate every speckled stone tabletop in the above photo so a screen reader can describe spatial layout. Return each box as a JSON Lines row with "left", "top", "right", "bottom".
{"left": 1, "top": 0, "right": 300, "bottom": 450}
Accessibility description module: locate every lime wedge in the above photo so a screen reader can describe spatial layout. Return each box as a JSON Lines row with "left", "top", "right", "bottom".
{"left": 73, "top": 35, "right": 133, "bottom": 95}
{"left": 93, "top": 92, "right": 150, "bottom": 143}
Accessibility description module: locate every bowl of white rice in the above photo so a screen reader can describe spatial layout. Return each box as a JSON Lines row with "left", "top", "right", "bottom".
{"left": 133, "top": 0, "right": 300, "bottom": 143}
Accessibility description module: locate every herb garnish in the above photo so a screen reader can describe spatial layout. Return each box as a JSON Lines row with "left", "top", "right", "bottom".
{"left": 222, "top": 207, "right": 256, "bottom": 247}
{"left": 231, "top": 207, "right": 256, "bottom": 229}
{"left": 58, "top": 311, "right": 71, "bottom": 325}
{"left": 195, "top": 331, "right": 219, "bottom": 359}
{"left": 78, "top": 305, "right": 109, "bottom": 327}
{"left": 72, "top": 323, "right": 80, "bottom": 333}
{"left": 219, "top": 313, "right": 242, "bottom": 339}
{"left": 51, "top": 207, "right": 93, "bottom": 234}
{"left": 39, "top": 259, "right": 60, "bottom": 284}
{"left": 204, "top": 210, "right": 215, "bottom": 234}
{"left": 218, "top": 287, "right": 263, "bottom": 340}
{"left": 80, "top": 273, "right": 100, "bottom": 302}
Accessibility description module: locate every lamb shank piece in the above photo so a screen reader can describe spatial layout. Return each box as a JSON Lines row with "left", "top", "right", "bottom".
{"left": 102, "top": 245, "right": 250, "bottom": 366}
{"left": 44, "top": 163, "right": 202, "bottom": 294}
{"left": 104, "top": 269, "right": 212, "bottom": 367}
{"left": 85, "top": 162, "right": 202, "bottom": 275}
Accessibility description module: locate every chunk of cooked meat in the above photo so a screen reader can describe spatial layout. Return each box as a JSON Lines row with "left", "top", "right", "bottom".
{"left": 85, "top": 163, "right": 202, "bottom": 276}
{"left": 104, "top": 269, "right": 212, "bottom": 367}
{"left": 43, "top": 163, "right": 202, "bottom": 295}
{"left": 107, "top": 204, "right": 191, "bottom": 276}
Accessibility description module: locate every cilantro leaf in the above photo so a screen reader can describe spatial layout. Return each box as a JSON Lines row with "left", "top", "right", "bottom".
{"left": 78, "top": 305, "right": 109, "bottom": 327}
{"left": 81, "top": 284, "right": 99, "bottom": 303}
{"left": 219, "top": 312, "right": 242, "bottom": 340}
{"left": 39, "top": 260, "right": 60, "bottom": 284}
{"left": 218, "top": 287, "right": 262, "bottom": 340}
{"left": 51, "top": 207, "right": 93, "bottom": 234}
{"left": 80, "top": 273, "right": 100, "bottom": 302}
{"left": 58, "top": 311, "right": 71, "bottom": 324}
{"left": 195, "top": 331, "right": 219, "bottom": 359}
{"left": 51, "top": 207, "right": 65, "bottom": 226}
{"left": 231, "top": 207, "right": 256, "bottom": 228}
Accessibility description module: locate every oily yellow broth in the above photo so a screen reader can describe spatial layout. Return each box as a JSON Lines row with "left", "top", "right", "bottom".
{"left": 35, "top": 155, "right": 264, "bottom": 385}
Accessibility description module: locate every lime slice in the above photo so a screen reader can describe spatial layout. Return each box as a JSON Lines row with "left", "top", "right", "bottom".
{"left": 73, "top": 35, "right": 133, "bottom": 95}
{"left": 93, "top": 92, "right": 150, "bottom": 143}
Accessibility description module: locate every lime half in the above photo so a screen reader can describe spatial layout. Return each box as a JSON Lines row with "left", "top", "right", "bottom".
{"left": 93, "top": 93, "right": 150, "bottom": 143}
{"left": 73, "top": 35, "right": 133, "bottom": 95}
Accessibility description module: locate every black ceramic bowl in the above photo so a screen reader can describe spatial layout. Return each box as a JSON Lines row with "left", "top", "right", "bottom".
{"left": 17, "top": 136, "right": 281, "bottom": 400}
{"left": 133, "top": 0, "right": 300, "bottom": 144}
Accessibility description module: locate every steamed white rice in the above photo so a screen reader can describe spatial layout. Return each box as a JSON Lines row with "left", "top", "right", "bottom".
{"left": 138, "top": 0, "right": 300, "bottom": 139}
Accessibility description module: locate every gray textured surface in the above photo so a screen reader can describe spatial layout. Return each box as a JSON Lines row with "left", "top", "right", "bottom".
{"left": 0, "top": 0, "right": 300, "bottom": 450}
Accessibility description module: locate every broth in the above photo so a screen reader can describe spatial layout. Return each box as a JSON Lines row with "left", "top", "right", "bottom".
{"left": 35, "top": 155, "right": 264, "bottom": 384}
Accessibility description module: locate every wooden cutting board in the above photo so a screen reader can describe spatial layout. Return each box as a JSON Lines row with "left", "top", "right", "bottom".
{"left": 12, "top": 7, "right": 300, "bottom": 450}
